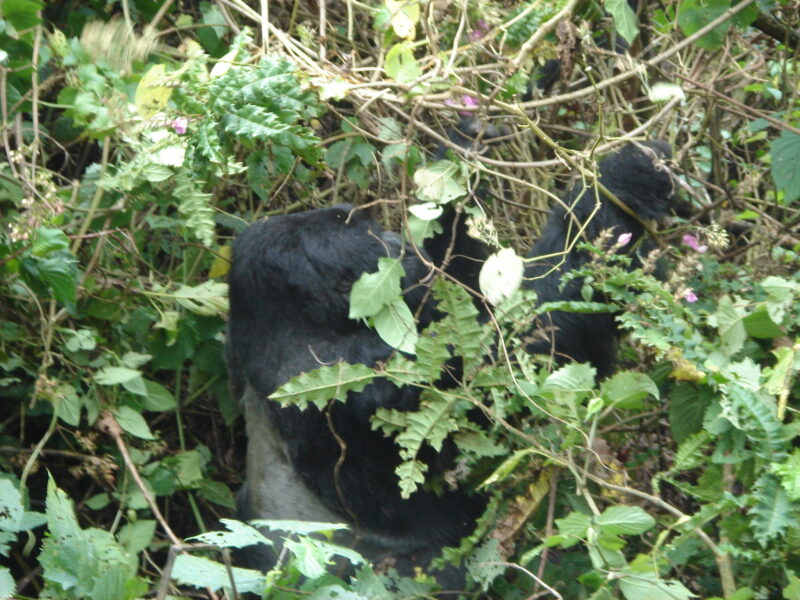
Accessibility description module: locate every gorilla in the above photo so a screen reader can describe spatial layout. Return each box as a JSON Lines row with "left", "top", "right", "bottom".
{"left": 226, "top": 140, "right": 674, "bottom": 584}
{"left": 227, "top": 206, "right": 485, "bottom": 581}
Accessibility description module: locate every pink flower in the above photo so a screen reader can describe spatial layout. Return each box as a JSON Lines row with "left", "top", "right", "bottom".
{"left": 683, "top": 290, "right": 698, "bottom": 303}
{"left": 617, "top": 232, "right": 632, "bottom": 246}
{"left": 469, "top": 20, "right": 489, "bottom": 42}
{"left": 445, "top": 95, "right": 479, "bottom": 117}
{"left": 682, "top": 234, "right": 708, "bottom": 253}
{"left": 172, "top": 117, "right": 189, "bottom": 135}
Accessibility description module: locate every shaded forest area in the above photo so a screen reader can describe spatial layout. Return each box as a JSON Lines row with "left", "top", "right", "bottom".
{"left": 1, "top": 0, "right": 800, "bottom": 598}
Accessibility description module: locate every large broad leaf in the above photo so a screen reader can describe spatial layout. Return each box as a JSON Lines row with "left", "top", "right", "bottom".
{"left": 606, "top": 0, "right": 639, "bottom": 44}
{"left": 172, "top": 555, "right": 265, "bottom": 595}
{"left": 677, "top": 0, "right": 731, "bottom": 51}
{"left": 349, "top": 257, "right": 405, "bottom": 319}
{"left": 596, "top": 506, "right": 655, "bottom": 536}
{"left": 373, "top": 299, "right": 418, "bottom": 353}
{"left": 771, "top": 132, "right": 800, "bottom": 204}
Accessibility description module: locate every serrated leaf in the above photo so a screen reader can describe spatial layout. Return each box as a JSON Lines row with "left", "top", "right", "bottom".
{"left": 142, "top": 379, "right": 177, "bottom": 411}
{"left": 708, "top": 295, "right": 746, "bottom": 355}
{"left": 542, "top": 363, "right": 596, "bottom": 393}
{"left": 270, "top": 363, "right": 377, "bottom": 409}
{"left": 601, "top": 371, "right": 658, "bottom": 409}
{"left": 749, "top": 475, "right": 797, "bottom": 546}
{"left": 118, "top": 520, "right": 156, "bottom": 555}
{"left": 189, "top": 518, "right": 272, "bottom": 548}
{"left": 555, "top": 511, "right": 591, "bottom": 539}
{"left": 31, "top": 227, "right": 70, "bottom": 256}
{"left": 771, "top": 449, "right": 800, "bottom": 500}
{"left": 172, "top": 280, "right": 229, "bottom": 315}
{"left": 396, "top": 459, "right": 427, "bottom": 498}
{"left": 172, "top": 554, "right": 265, "bottom": 595}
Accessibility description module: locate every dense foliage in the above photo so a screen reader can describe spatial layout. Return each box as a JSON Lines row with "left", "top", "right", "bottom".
{"left": 1, "top": 0, "right": 799, "bottom": 598}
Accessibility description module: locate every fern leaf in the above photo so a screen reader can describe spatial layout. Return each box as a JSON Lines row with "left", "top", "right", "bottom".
{"left": 396, "top": 460, "right": 427, "bottom": 499}
{"left": 174, "top": 175, "right": 215, "bottom": 246}
{"left": 269, "top": 363, "right": 376, "bottom": 410}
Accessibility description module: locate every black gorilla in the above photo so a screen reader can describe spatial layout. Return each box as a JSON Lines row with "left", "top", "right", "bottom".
{"left": 524, "top": 140, "right": 673, "bottom": 376}
{"left": 227, "top": 140, "right": 674, "bottom": 581}
{"left": 227, "top": 206, "right": 485, "bottom": 579}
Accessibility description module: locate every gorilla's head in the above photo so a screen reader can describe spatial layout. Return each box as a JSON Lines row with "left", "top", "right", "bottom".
{"left": 599, "top": 140, "right": 675, "bottom": 221}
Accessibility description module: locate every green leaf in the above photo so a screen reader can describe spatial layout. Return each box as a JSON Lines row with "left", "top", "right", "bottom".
{"left": 173, "top": 174, "right": 215, "bottom": 247}
{"left": 117, "top": 520, "right": 156, "bottom": 555}
{"left": 0, "top": 479, "right": 24, "bottom": 533}
{"left": 395, "top": 460, "right": 427, "bottom": 498}
{"left": 114, "top": 405, "right": 156, "bottom": 440}
{"left": 172, "top": 554, "right": 265, "bottom": 595}
{"left": 1, "top": 0, "right": 43, "bottom": 32}
{"left": 270, "top": 362, "right": 377, "bottom": 409}
{"left": 669, "top": 384, "right": 712, "bottom": 444}
{"left": 172, "top": 280, "right": 229, "bottom": 316}
{"left": 673, "top": 431, "right": 712, "bottom": 471}
{"left": 189, "top": 518, "right": 272, "bottom": 548}
{"left": 349, "top": 257, "right": 405, "bottom": 319}
{"left": 542, "top": 364, "right": 597, "bottom": 394}
{"left": 163, "top": 450, "right": 204, "bottom": 489}
{"left": 618, "top": 569, "right": 694, "bottom": 600}
{"left": 554, "top": 511, "right": 591, "bottom": 540}
{"left": 771, "top": 449, "right": 800, "bottom": 501}
{"left": 31, "top": 227, "right": 70, "bottom": 257}
{"left": 749, "top": 474, "right": 797, "bottom": 546}
{"left": 94, "top": 366, "right": 143, "bottom": 386}
{"left": 384, "top": 41, "right": 422, "bottom": 83}
{"left": 141, "top": 380, "right": 177, "bottom": 411}
{"left": 601, "top": 371, "right": 658, "bottom": 409}
{"left": 413, "top": 160, "right": 468, "bottom": 203}
{"left": 677, "top": 0, "right": 732, "bottom": 51}
{"left": 373, "top": 298, "right": 418, "bottom": 353}
{"left": 0, "top": 568, "right": 14, "bottom": 598}
{"left": 596, "top": 506, "right": 655, "bottom": 536}
{"left": 606, "top": 0, "right": 639, "bottom": 44}
{"left": 708, "top": 295, "right": 746, "bottom": 355}
{"left": 40, "top": 477, "right": 146, "bottom": 600}
{"left": 771, "top": 132, "right": 800, "bottom": 204}
{"left": 742, "top": 305, "right": 784, "bottom": 338}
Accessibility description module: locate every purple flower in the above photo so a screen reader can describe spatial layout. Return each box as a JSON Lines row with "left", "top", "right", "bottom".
{"left": 172, "top": 117, "right": 189, "bottom": 135}
{"left": 683, "top": 290, "right": 698, "bottom": 303}
{"left": 617, "top": 232, "right": 632, "bottom": 246}
{"left": 682, "top": 233, "right": 708, "bottom": 253}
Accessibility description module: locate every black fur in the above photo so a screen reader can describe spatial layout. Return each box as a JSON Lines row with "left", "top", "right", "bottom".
{"left": 227, "top": 205, "right": 484, "bottom": 579}
{"left": 227, "top": 140, "right": 674, "bottom": 582}
{"left": 524, "top": 140, "right": 673, "bottom": 375}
